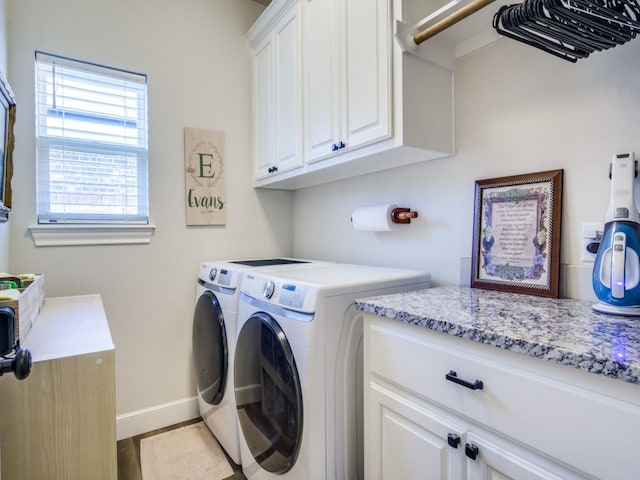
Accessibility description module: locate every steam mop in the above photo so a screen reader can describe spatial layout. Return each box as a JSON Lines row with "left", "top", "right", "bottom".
{"left": 592, "top": 153, "right": 640, "bottom": 316}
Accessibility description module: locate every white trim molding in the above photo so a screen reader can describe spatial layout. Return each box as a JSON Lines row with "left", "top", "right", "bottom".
{"left": 28, "top": 223, "right": 156, "bottom": 247}
{"left": 116, "top": 396, "right": 199, "bottom": 440}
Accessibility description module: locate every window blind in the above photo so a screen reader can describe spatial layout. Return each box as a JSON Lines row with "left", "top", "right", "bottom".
{"left": 35, "top": 52, "right": 149, "bottom": 224}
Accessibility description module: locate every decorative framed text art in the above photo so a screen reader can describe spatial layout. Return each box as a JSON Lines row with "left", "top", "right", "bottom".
{"left": 471, "top": 169, "right": 563, "bottom": 298}
{"left": 184, "top": 127, "right": 226, "bottom": 226}
{"left": 0, "top": 70, "right": 16, "bottom": 223}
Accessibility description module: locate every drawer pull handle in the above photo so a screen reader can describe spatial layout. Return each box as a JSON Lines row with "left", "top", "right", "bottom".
{"left": 465, "top": 443, "right": 479, "bottom": 460}
{"left": 447, "top": 433, "right": 460, "bottom": 448}
{"left": 446, "top": 370, "right": 483, "bottom": 390}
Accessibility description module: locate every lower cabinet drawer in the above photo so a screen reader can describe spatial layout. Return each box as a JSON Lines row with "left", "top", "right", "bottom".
{"left": 367, "top": 318, "right": 640, "bottom": 480}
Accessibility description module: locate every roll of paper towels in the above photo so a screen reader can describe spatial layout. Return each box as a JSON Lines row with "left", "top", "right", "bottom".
{"left": 351, "top": 204, "right": 398, "bottom": 232}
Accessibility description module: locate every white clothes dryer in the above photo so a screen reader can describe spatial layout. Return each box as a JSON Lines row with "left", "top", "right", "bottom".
{"left": 234, "top": 264, "right": 430, "bottom": 479}
{"left": 192, "top": 258, "right": 331, "bottom": 465}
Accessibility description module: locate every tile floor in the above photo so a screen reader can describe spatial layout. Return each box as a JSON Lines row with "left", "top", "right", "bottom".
{"left": 117, "top": 418, "right": 246, "bottom": 480}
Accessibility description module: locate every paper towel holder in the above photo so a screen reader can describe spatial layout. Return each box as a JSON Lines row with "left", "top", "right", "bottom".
{"left": 350, "top": 206, "right": 419, "bottom": 225}
{"left": 391, "top": 207, "right": 419, "bottom": 224}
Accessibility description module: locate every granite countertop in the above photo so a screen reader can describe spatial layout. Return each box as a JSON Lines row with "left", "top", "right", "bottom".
{"left": 355, "top": 286, "right": 640, "bottom": 385}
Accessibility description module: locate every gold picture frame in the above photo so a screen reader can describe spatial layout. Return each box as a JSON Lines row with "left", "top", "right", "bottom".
{"left": 0, "top": 70, "right": 16, "bottom": 223}
{"left": 471, "top": 169, "right": 563, "bottom": 298}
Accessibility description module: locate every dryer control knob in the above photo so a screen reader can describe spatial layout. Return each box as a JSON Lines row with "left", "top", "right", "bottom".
{"left": 208, "top": 268, "right": 217, "bottom": 282}
{"left": 264, "top": 280, "right": 275, "bottom": 299}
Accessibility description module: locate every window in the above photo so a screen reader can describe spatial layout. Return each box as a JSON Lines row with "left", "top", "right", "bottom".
{"left": 35, "top": 52, "right": 148, "bottom": 224}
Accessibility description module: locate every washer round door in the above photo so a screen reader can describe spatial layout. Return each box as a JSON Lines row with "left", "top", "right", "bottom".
{"left": 192, "top": 291, "right": 228, "bottom": 406}
{"left": 234, "top": 312, "right": 303, "bottom": 474}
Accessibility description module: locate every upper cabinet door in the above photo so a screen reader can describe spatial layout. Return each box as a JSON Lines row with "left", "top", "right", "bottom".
{"left": 253, "top": 2, "right": 304, "bottom": 181}
{"left": 343, "top": 0, "right": 391, "bottom": 150}
{"left": 303, "top": 0, "right": 391, "bottom": 164}
{"left": 273, "top": 5, "right": 304, "bottom": 174}
{"left": 253, "top": 34, "right": 275, "bottom": 179}
{"left": 302, "top": 0, "right": 340, "bottom": 163}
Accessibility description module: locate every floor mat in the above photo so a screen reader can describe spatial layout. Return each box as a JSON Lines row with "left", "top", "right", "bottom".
{"left": 140, "top": 421, "right": 234, "bottom": 480}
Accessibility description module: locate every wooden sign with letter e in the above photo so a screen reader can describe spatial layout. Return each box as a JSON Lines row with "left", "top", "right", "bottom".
{"left": 184, "top": 127, "right": 226, "bottom": 226}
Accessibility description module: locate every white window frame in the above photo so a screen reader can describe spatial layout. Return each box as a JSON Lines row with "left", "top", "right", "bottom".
{"left": 30, "top": 52, "right": 154, "bottom": 246}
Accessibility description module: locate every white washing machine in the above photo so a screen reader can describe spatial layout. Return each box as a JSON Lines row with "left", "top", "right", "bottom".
{"left": 192, "top": 258, "right": 331, "bottom": 465}
{"left": 234, "top": 264, "right": 431, "bottom": 479}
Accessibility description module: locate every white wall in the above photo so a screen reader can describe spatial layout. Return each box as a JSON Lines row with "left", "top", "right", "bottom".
{"left": 7, "top": 0, "right": 291, "bottom": 437}
{"left": 6, "top": 0, "right": 640, "bottom": 439}
{"left": 0, "top": 0, "right": 9, "bottom": 273}
{"left": 293, "top": 37, "right": 640, "bottom": 302}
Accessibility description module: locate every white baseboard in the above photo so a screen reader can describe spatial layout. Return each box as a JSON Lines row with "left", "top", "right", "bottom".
{"left": 116, "top": 396, "right": 200, "bottom": 441}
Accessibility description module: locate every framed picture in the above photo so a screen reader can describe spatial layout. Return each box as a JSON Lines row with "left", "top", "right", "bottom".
{"left": 0, "top": 70, "right": 16, "bottom": 223}
{"left": 471, "top": 169, "right": 563, "bottom": 298}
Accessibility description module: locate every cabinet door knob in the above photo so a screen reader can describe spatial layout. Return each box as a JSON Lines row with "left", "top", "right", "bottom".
{"left": 331, "top": 142, "right": 346, "bottom": 152}
{"left": 465, "top": 443, "right": 479, "bottom": 460}
{"left": 446, "top": 370, "right": 483, "bottom": 390}
{"left": 447, "top": 433, "right": 460, "bottom": 449}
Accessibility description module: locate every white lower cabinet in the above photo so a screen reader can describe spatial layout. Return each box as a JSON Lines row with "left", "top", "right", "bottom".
{"left": 465, "top": 432, "right": 568, "bottom": 480}
{"left": 369, "top": 382, "right": 465, "bottom": 479}
{"left": 364, "top": 314, "right": 640, "bottom": 480}
{"left": 368, "top": 382, "right": 571, "bottom": 480}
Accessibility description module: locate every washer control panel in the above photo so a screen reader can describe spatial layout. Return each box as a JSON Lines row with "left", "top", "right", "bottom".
{"left": 217, "top": 268, "right": 234, "bottom": 287}
{"left": 198, "top": 263, "right": 240, "bottom": 289}
{"left": 242, "top": 273, "right": 318, "bottom": 314}
{"left": 279, "top": 283, "right": 307, "bottom": 309}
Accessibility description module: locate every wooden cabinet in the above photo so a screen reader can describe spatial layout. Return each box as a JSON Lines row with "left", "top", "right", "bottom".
{"left": 0, "top": 295, "right": 116, "bottom": 480}
{"left": 250, "top": 0, "right": 303, "bottom": 180}
{"left": 247, "top": 0, "right": 454, "bottom": 190}
{"left": 364, "top": 313, "right": 640, "bottom": 480}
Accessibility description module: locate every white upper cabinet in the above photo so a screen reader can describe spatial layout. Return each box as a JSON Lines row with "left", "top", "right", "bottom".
{"left": 247, "top": 0, "right": 455, "bottom": 190}
{"left": 342, "top": 0, "right": 391, "bottom": 151}
{"left": 303, "top": 0, "right": 390, "bottom": 164}
{"left": 301, "top": 0, "right": 340, "bottom": 162}
{"left": 249, "top": 1, "right": 304, "bottom": 180}
{"left": 252, "top": 34, "right": 275, "bottom": 179}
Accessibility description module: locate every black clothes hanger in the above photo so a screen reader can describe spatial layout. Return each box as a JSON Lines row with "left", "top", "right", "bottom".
{"left": 494, "top": 4, "right": 586, "bottom": 61}
{"left": 493, "top": 0, "right": 640, "bottom": 61}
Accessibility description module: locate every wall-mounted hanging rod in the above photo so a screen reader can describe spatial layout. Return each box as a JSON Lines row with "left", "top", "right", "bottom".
{"left": 394, "top": 0, "right": 498, "bottom": 68}
{"left": 413, "top": 0, "right": 496, "bottom": 44}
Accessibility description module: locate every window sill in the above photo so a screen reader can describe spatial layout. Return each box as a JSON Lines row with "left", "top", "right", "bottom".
{"left": 28, "top": 223, "right": 156, "bottom": 247}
